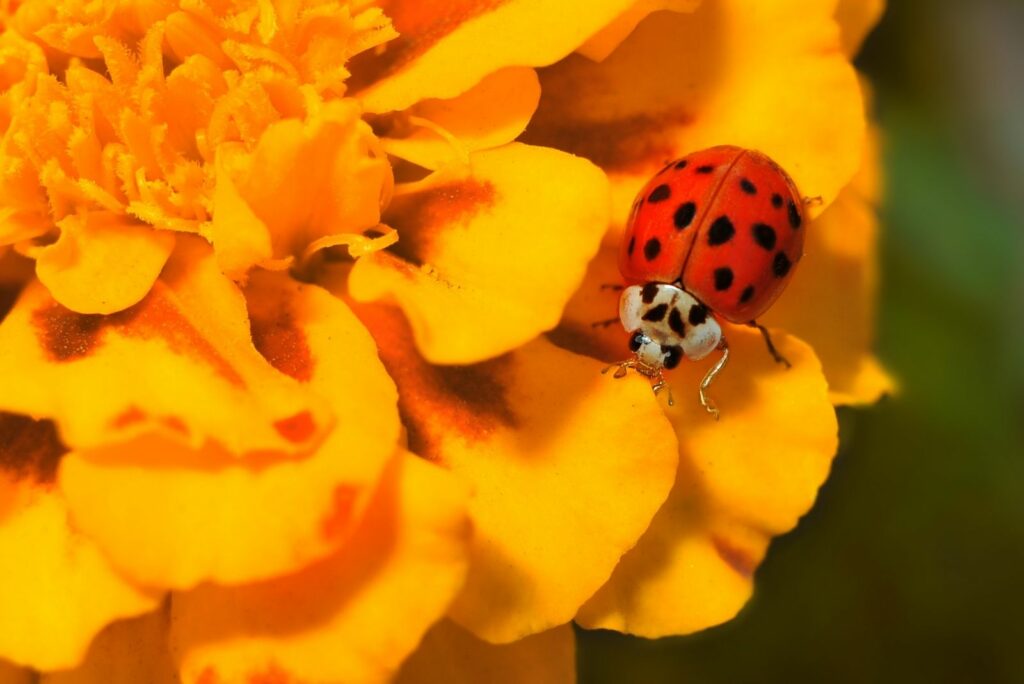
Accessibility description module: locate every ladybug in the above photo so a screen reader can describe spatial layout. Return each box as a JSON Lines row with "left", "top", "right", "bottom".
{"left": 603, "top": 146, "right": 806, "bottom": 417}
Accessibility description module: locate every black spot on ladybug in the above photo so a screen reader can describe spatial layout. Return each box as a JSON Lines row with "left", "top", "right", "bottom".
{"left": 641, "top": 282, "right": 659, "bottom": 304}
{"left": 740, "top": 285, "right": 755, "bottom": 304}
{"left": 688, "top": 303, "right": 707, "bottom": 325}
{"left": 771, "top": 193, "right": 783, "bottom": 209}
{"left": 740, "top": 178, "right": 757, "bottom": 195}
{"left": 787, "top": 200, "right": 802, "bottom": 229}
{"left": 773, "top": 252, "right": 792, "bottom": 278}
{"left": 674, "top": 202, "right": 696, "bottom": 230}
{"left": 714, "top": 267, "right": 734, "bottom": 291}
{"left": 642, "top": 303, "right": 668, "bottom": 323}
{"left": 752, "top": 223, "right": 777, "bottom": 251}
{"left": 629, "top": 331, "right": 644, "bottom": 352}
{"left": 663, "top": 345, "right": 683, "bottom": 369}
{"left": 648, "top": 184, "right": 671, "bottom": 203}
{"left": 627, "top": 236, "right": 635, "bottom": 256}
{"left": 708, "top": 216, "right": 735, "bottom": 246}
{"left": 696, "top": 165, "right": 715, "bottom": 174}
{"left": 644, "top": 237, "right": 661, "bottom": 261}
{"left": 674, "top": 159, "right": 689, "bottom": 170}
{"left": 668, "top": 307, "right": 686, "bottom": 336}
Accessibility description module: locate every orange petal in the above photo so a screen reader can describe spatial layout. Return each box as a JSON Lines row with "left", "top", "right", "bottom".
{"left": 169, "top": 452, "right": 470, "bottom": 684}
{"left": 396, "top": 620, "right": 575, "bottom": 684}
{"left": 576, "top": 327, "right": 838, "bottom": 637}
{"left": 208, "top": 98, "right": 392, "bottom": 276}
{"left": 380, "top": 67, "right": 541, "bottom": 170}
{"left": 57, "top": 271, "right": 400, "bottom": 588}
{"left": 354, "top": 0, "right": 640, "bottom": 113}
{"left": 835, "top": 0, "right": 885, "bottom": 56}
{"left": 39, "top": 610, "right": 178, "bottom": 684}
{"left": 523, "top": 0, "right": 865, "bottom": 226}
{"left": 0, "top": 239, "right": 329, "bottom": 455}
{"left": 0, "top": 660, "right": 32, "bottom": 684}
{"left": 30, "top": 212, "right": 176, "bottom": 315}
{"left": 347, "top": 143, "right": 609, "bottom": 364}
{"left": 762, "top": 128, "right": 895, "bottom": 405}
{"left": 577, "top": 0, "right": 702, "bottom": 62}
{"left": 350, "top": 303, "right": 678, "bottom": 643}
{"left": 0, "top": 415, "right": 159, "bottom": 671}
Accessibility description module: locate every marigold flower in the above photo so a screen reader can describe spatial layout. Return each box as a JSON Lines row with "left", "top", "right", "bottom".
{"left": 0, "top": 0, "right": 889, "bottom": 681}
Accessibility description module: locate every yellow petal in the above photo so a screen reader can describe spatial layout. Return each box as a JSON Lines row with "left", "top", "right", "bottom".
{"left": 347, "top": 143, "right": 609, "bottom": 364}
{"left": 169, "top": 452, "right": 470, "bottom": 684}
{"left": 576, "top": 328, "right": 838, "bottom": 637}
{"left": 40, "top": 610, "right": 178, "bottom": 684}
{"left": 396, "top": 620, "right": 575, "bottom": 684}
{"left": 762, "top": 128, "right": 895, "bottom": 405}
{"left": 31, "top": 212, "right": 175, "bottom": 315}
{"left": 524, "top": 0, "right": 865, "bottom": 226}
{"left": 58, "top": 271, "right": 400, "bottom": 588}
{"left": 0, "top": 416, "right": 159, "bottom": 670}
{"left": 208, "top": 98, "right": 392, "bottom": 276}
{"left": 0, "top": 240, "right": 330, "bottom": 455}
{"left": 350, "top": 303, "right": 678, "bottom": 643}
{"left": 380, "top": 67, "right": 541, "bottom": 170}
{"left": 577, "top": 0, "right": 702, "bottom": 62}
{"left": 354, "top": 0, "right": 639, "bottom": 113}
{"left": 835, "top": 0, "right": 885, "bottom": 56}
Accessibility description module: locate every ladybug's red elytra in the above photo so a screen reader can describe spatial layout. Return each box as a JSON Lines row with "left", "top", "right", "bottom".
{"left": 603, "top": 146, "right": 806, "bottom": 417}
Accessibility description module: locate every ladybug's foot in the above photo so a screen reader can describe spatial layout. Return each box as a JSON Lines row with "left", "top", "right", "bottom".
{"left": 591, "top": 318, "right": 620, "bottom": 329}
{"left": 651, "top": 376, "right": 675, "bottom": 407}
{"left": 803, "top": 195, "right": 823, "bottom": 208}
{"left": 749, "top": 321, "right": 791, "bottom": 369}
{"left": 601, "top": 360, "right": 635, "bottom": 379}
{"left": 699, "top": 341, "right": 730, "bottom": 420}
{"left": 600, "top": 283, "right": 625, "bottom": 292}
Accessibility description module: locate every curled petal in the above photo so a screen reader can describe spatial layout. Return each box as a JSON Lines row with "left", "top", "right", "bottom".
{"left": 354, "top": 0, "right": 640, "bottom": 112}
{"left": 835, "top": 0, "right": 886, "bottom": 56}
{"left": 39, "top": 610, "right": 178, "bottom": 684}
{"left": 208, "top": 99, "right": 392, "bottom": 276}
{"left": 0, "top": 240, "right": 330, "bottom": 455}
{"left": 351, "top": 304, "right": 678, "bottom": 643}
{"left": 57, "top": 271, "right": 400, "bottom": 588}
{"left": 347, "top": 143, "right": 609, "bottom": 364}
{"left": 524, "top": 0, "right": 865, "bottom": 225}
{"left": 762, "top": 129, "right": 895, "bottom": 405}
{"left": 380, "top": 67, "right": 541, "bottom": 170}
{"left": 396, "top": 621, "right": 575, "bottom": 684}
{"left": 576, "top": 328, "right": 838, "bottom": 637}
{"left": 170, "top": 453, "right": 471, "bottom": 684}
{"left": 31, "top": 212, "right": 176, "bottom": 315}
{"left": 577, "top": 0, "right": 702, "bottom": 61}
{"left": 0, "top": 418, "right": 159, "bottom": 670}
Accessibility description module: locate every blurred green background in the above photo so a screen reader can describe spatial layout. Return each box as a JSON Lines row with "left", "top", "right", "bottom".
{"left": 577, "top": 1, "right": 1024, "bottom": 681}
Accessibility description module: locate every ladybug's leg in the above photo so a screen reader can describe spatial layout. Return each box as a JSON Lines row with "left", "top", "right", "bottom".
{"left": 803, "top": 196, "right": 823, "bottom": 208}
{"left": 600, "top": 283, "right": 625, "bottom": 292}
{"left": 591, "top": 318, "right": 620, "bottom": 328}
{"left": 749, "top": 321, "right": 791, "bottom": 369}
{"left": 699, "top": 340, "right": 730, "bottom": 420}
{"left": 650, "top": 374, "right": 675, "bottom": 407}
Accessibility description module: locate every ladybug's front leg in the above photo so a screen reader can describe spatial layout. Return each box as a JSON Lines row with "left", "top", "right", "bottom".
{"left": 699, "top": 340, "right": 730, "bottom": 420}
{"left": 748, "top": 321, "right": 791, "bottom": 369}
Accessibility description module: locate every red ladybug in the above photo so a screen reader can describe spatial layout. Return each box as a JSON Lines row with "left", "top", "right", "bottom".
{"left": 604, "top": 146, "right": 806, "bottom": 417}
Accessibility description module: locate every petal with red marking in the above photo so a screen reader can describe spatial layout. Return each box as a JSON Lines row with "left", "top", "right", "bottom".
{"left": 347, "top": 143, "right": 609, "bottom": 364}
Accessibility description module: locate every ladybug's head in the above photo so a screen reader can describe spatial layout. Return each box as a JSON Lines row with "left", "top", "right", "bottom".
{"left": 627, "top": 329, "right": 682, "bottom": 374}
{"left": 617, "top": 283, "right": 723, "bottom": 375}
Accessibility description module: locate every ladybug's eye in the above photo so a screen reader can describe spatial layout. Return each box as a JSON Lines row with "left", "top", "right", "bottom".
{"left": 629, "top": 331, "right": 645, "bottom": 352}
{"left": 663, "top": 346, "right": 683, "bottom": 370}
